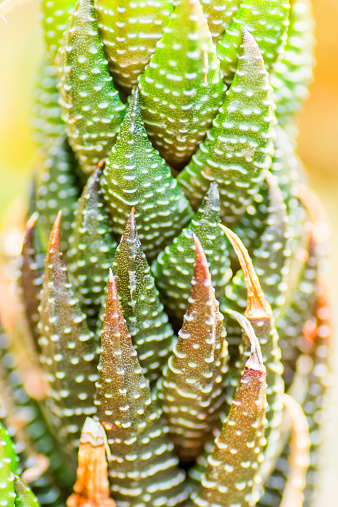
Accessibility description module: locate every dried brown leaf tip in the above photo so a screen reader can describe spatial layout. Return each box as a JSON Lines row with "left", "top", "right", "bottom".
{"left": 219, "top": 224, "right": 272, "bottom": 320}
{"left": 67, "top": 417, "right": 115, "bottom": 507}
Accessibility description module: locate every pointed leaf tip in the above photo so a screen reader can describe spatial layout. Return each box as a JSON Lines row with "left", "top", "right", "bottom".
{"left": 219, "top": 224, "right": 272, "bottom": 320}
{"left": 26, "top": 211, "right": 39, "bottom": 231}
{"left": 193, "top": 234, "right": 212, "bottom": 288}
{"left": 125, "top": 207, "right": 137, "bottom": 238}
{"left": 108, "top": 268, "right": 114, "bottom": 285}
{"left": 48, "top": 210, "right": 62, "bottom": 251}
{"left": 227, "top": 310, "right": 265, "bottom": 373}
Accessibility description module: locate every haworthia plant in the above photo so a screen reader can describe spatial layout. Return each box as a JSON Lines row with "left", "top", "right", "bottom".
{"left": 101, "top": 87, "right": 193, "bottom": 261}
{"left": 138, "top": 0, "right": 226, "bottom": 169}
{"left": 57, "top": 0, "right": 126, "bottom": 174}
{"left": 177, "top": 28, "right": 275, "bottom": 226}
{"left": 0, "top": 0, "right": 329, "bottom": 505}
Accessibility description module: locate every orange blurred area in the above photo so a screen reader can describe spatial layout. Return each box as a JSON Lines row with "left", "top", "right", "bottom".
{"left": 0, "top": 1, "right": 337, "bottom": 505}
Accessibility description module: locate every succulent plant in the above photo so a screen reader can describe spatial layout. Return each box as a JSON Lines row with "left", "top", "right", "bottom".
{"left": 0, "top": 0, "right": 331, "bottom": 507}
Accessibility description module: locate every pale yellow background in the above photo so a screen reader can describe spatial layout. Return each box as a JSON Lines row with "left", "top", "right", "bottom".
{"left": 0, "top": 0, "right": 337, "bottom": 505}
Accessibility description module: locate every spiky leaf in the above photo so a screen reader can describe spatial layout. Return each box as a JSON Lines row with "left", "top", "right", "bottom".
{"left": 153, "top": 182, "right": 231, "bottom": 325}
{"left": 101, "top": 87, "right": 193, "bottom": 261}
{"left": 221, "top": 225, "right": 285, "bottom": 483}
{"left": 19, "top": 214, "right": 43, "bottom": 352}
{"left": 159, "top": 235, "right": 228, "bottom": 463}
{"left": 94, "top": 271, "right": 187, "bottom": 506}
{"left": 38, "top": 213, "right": 98, "bottom": 454}
{"left": 57, "top": 0, "right": 126, "bottom": 174}
{"left": 69, "top": 166, "right": 117, "bottom": 331}
{"left": 138, "top": 0, "right": 226, "bottom": 169}
{"left": 36, "top": 138, "right": 79, "bottom": 256}
{"left": 192, "top": 313, "right": 266, "bottom": 507}
{"left": 112, "top": 210, "right": 175, "bottom": 383}
{"left": 177, "top": 28, "right": 275, "bottom": 226}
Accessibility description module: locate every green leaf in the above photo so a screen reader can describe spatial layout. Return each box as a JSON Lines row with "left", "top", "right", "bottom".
{"left": 177, "top": 28, "right": 275, "bottom": 226}
{"left": 112, "top": 210, "right": 175, "bottom": 384}
{"left": 94, "top": 0, "right": 173, "bottom": 96}
{"left": 159, "top": 235, "right": 228, "bottom": 463}
{"left": 57, "top": 0, "right": 126, "bottom": 174}
{"left": 192, "top": 313, "right": 266, "bottom": 507}
{"left": 277, "top": 233, "right": 318, "bottom": 388}
{"left": 138, "top": 0, "right": 226, "bottom": 169}
{"left": 101, "top": 87, "right": 193, "bottom": 262}
{"left": 217, "top": 0, "right": 290, "bottom": 85}
{"left": 152, "top": 182, "right": 232, "bottom": 326}
{"left": 68, "top": 166, "right": 117, "bottom": 331}
{"left": 301, "top": 285, "right": 331, "bottom": 505}
{"left": 13, "top": 476, "right": 40, "bottom": 507}
{"left": 200, "top": 0, "right": 241, "bottom": 43}
{"left": 0, "top": 324, "right": 75, "bottom": 500}
{"left": 32, "top": 59, "right": 65, "bottom": 157}
{"left": 223, "top": 173, "right": 289, "bottom": 316}
{"left": 36, "top": 138, "right": 80, "bottom": 258}
{"left": 270, "top": 127, "right": 300, "bottom": 210}
{"left": 19, "top": 213, "right": 43, "bottom": 353}
{"left": 272, "top": 0, "right": 315, "bottom": 129}
{"left": 38, "top": 213, "right": 98, "bottom": 455}
{"left": 94, "top": 270, "right": 188, "bottom": 506}
{"left": 0, "top": 424, "right": 19, "bottom": 475}
{"left": 41, "top": 0, "right": 76, "bottom": 62}
{"left": 0, "top": 429, "right": 15, "bottom": 507}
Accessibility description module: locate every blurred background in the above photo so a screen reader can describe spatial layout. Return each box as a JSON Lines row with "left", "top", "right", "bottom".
{"left": 0, "top": 0, "right": 337, "bottom": 504}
